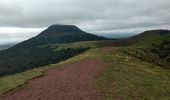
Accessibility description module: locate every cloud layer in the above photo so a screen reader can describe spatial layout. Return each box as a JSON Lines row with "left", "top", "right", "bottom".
{"left": 0, "top": 0, "right": 170, "bottom": 44}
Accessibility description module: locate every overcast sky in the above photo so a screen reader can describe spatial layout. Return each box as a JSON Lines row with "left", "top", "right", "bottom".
{"left": 0, "top": 0, "right": 170, "bottom": 44}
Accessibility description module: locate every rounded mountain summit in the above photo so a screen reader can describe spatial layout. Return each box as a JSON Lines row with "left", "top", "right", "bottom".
{"left": 14, "top": 25, "right": 108, "bottom": 48}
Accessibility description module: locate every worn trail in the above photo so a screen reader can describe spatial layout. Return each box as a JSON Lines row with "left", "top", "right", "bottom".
{"left": 0, "top": 59, "right": 106, "bottom": 100}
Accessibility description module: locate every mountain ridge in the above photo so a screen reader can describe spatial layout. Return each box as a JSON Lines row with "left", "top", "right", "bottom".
{"left": 12, "top": 25, "right": 108, "bottom": 49}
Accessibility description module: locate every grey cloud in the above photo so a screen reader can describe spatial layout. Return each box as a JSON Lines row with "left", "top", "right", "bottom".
{"left": 0, "top": 27, "right": 44, "bottom": 44}
{"left": 0, "top": 0, "right": 170, "bottom": 44}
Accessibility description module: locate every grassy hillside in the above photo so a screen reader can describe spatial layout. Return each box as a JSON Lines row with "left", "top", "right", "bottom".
{"left": 1, "top": 47, "right": 170, "bottom": 99}
{"left": 96, "top": 48, "right": 170, "bottom": 100}
{"left": 132, "top": 30, "right": 170, "bottom": 48}
{"left": 124, "top": 30, "right": 170, "bottom": 68}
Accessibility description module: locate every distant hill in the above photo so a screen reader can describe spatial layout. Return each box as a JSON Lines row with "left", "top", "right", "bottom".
{"left": 0, "top": 44, "right": 16, "bottom": 50}
{"left": 13, "top": 25, "right": 108, "bottom": 49}
{"left": 127, "top": 30, "right": 170, "bottom": 47}
{"left": 0, "top": 25, "right": 108, "bottom": 76}
{"left": 124, "top": 29, "right": 170, "bottom": 68}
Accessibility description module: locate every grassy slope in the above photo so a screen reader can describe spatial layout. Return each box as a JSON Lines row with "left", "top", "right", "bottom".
{"left": 124, "top": 31, "right": 170, "bottom": 68}
{"left": 53, "top": 40, "right": 119, "bottom": 50}
{"left": 0, "top": 68, "right": 43, "bottom": 95}
{"left": 1, "top": 47, "right": 170, "bottom": 100}
{"left": 131, "top": 30, "right": 170, "bottom": 48}
{"left": 96, "top": 48, "right": 170, "bottom": 100}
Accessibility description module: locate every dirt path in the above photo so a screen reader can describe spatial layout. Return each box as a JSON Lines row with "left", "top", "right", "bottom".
{"left": 0, "top": 59, "right": 106, "bottom": 100}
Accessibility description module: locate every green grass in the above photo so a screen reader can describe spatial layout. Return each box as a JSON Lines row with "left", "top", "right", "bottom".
{"left": 51, "top": 40, "right": 118, "bottom": 51}
{"left": 0, "top": 68, "right": 43, "bottom": 95}
{"left": 96, "top": 48, "right": 170, "bottom": 100}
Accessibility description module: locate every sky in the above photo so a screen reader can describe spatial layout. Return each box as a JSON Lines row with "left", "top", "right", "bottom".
{"left": 0, "top": 0, "right": 170, "bottom": 45}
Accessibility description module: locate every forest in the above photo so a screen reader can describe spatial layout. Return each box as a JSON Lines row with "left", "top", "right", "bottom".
{"left": 0, "top": 45, "right": 89, "bottom": 76}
